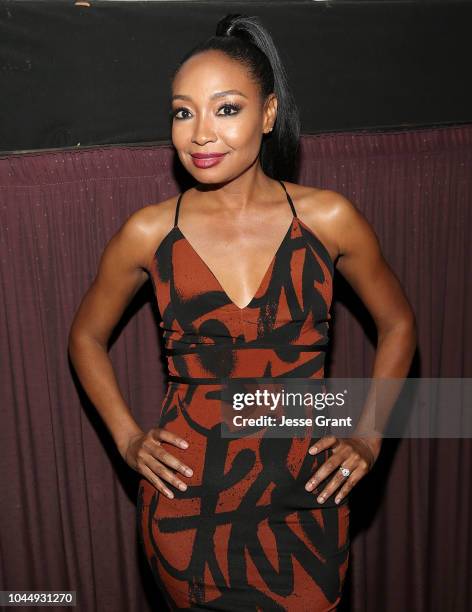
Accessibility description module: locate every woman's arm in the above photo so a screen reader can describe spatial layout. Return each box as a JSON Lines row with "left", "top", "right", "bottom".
{"left": 304, "top": 190, "right": 417, "bottom": 503}
{"left": 69, "top": 203, "right": 195, "bottom": 499}
{"left": 334, "top": 190, "right": 417, "bottom": 447}
{"left": 68, "top": 208, "right": 156, "bottom": 458}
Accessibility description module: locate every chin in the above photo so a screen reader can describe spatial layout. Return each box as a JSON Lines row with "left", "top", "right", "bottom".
{"left": 184, "top": 164, "right": 231, "bottom": 183}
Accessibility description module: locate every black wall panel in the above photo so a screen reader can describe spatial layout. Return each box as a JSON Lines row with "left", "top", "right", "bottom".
{"left": 1, "top": 0, "right": 471, "bottom": 153}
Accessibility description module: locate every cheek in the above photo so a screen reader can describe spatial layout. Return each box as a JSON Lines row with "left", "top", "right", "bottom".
{"left": 171, "top": 123, "right": 188, "bottom": 149}
{"left": 222, "top": 120, "right": 262, "bottom": 151}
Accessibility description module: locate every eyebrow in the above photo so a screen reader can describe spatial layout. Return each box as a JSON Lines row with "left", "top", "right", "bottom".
{"left": 171, "top": 89, "right": 248, "bottom": 102}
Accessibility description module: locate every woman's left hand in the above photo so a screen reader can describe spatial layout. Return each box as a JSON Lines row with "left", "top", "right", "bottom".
{"left": 305, "top": 436, "right": 382, "bottom": 504}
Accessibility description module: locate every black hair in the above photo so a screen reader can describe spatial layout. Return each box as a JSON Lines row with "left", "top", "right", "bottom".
{"left": 170, "top": 14, "right": 301, "bottom": 182}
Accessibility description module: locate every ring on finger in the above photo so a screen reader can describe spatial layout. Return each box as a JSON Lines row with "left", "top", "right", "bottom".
{"left": 339, "top": 465, "right": 351, "bottom": 478}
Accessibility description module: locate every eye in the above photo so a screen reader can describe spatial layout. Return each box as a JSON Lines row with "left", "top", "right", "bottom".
{"left": 216, "top": 103, "right": 242, "bottom": 116}
{"left": 172, "top": 107, "right": 191, "bottom": 120}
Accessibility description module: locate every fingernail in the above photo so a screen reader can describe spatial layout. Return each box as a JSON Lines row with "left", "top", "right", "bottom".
{"left": 179, "top": 483, "right": 187, "bottom": 491}
{"left": 305, "top": 483, "right": 312, "bottom": 491}
{"left": 185, "top": 468, "right": 193, "bottom": 476}
{"left": 180, "top": 440, "right": 189, "bottom": 448}
{"left": 167, "top": 491, "right": 174, "bottom": 498}
{"left": 309, "top": 446, "right": 317, "bottom": 455}
{"left": 335, "top": 496, "right": 341, "bottom": 504}
{"left": 317, "top": 495, "right": 325, "bottom": 503}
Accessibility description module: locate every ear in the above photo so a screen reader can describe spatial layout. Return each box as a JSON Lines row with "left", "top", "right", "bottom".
{"left": 262, "top": 93, "right": 278, "bottom": 134}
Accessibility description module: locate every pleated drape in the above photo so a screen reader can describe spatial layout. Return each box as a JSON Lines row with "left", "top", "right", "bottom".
{"left": 1, "top": 126, "right": 470, "bottom": 612}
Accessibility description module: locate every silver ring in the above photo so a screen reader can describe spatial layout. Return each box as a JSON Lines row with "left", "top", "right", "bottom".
{"left": 339, "top": 466, "right": 351, "bottom": 478}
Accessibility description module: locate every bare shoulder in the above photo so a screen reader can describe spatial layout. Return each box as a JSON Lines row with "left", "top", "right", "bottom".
{"left": 303, "top": 187, "right": 381, "bottom": 261}
{"left": 122, "top": 194, "right": 179, "bottom": 271}
{"left": 286, "top": 183, "right": 384, "bottom": 276}
{"left": 283, "top": 182, "right": 363, "bottom": 264}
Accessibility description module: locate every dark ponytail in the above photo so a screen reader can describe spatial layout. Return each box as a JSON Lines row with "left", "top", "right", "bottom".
{"left": 171, "top": 14, "right": 301, "bottom": 182}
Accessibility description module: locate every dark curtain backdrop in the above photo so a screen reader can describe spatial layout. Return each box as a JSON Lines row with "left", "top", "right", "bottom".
{"left": 1, "top": 126, "right": 471, "bottom": 612}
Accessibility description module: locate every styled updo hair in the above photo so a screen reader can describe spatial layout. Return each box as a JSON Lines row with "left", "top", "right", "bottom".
{"left": 171, "top": 14, "right": 301, "bottom": 182}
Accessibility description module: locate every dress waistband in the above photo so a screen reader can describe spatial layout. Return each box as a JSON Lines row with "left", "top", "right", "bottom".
{"left": 163, "top": 341, "right": 329, "bottom": 356}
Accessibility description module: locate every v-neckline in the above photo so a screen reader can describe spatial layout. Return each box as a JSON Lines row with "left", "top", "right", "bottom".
{"left": 175, "top": 217, "right": 295, "bottom": 311}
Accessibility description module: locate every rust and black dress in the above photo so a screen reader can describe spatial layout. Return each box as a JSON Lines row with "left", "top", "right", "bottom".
{"left": 137, "top": 180, "right": 350, "bottom": 611}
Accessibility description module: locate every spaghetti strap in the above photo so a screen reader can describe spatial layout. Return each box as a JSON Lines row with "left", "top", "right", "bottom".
{"left": 278, "top": 180, "right": 297, "bottom": 218}
{"left": 174, "top": 192, "right": 183, "bottom": 227}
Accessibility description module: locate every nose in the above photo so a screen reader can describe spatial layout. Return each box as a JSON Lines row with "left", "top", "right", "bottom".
{"left": 191, "top": 112, "right": 217, "bottom": 146}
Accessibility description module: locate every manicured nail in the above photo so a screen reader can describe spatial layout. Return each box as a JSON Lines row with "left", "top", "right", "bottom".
{"left": 335, "top": 496, "right": 341, "bottom": 504}
{"left": 309, "top": 446, "right": 318, "bottom": 455}
{"left": 307, "top": 479, "right": 317, "bottom": 490}
{"left": 180, "top": 440, "right": 189, "bottom": 448}
{"left": 317, "top": 495, "right": 325, "bottom": 504}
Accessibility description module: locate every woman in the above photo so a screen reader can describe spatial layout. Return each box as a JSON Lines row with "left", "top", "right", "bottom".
{"left": 68, "top": 14, "right": 416, "bottom": 611}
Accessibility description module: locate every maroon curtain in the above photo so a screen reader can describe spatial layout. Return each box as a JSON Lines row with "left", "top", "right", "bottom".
{"left": 1, "top": 126, "right": 471, "bottom": 612}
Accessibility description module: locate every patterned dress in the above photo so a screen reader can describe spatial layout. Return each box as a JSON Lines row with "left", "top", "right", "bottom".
{"left": 137, "top": 180, "right": 350, "bottom": 610}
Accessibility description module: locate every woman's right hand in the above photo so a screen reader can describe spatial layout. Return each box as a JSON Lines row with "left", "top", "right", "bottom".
{"left": 123, "top": 428, "right": 193, "bottom": 499}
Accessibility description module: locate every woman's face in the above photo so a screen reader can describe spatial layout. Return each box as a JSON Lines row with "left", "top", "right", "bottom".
{"left": 171, "top": 50, "right": 277, "bottom": 182}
